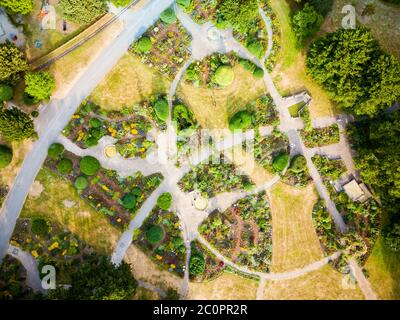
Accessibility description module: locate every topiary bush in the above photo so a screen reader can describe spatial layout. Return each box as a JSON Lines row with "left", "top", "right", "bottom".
{"left": 160, "top": 7, "right": 177, "bottom": 24}
{"left": 74, "top": 176, "right": 88, "bottom": 190}
{"left": 137, "top": 36, "right": 152, "bottom": 53}
{"left": 48, "top": 143, "right": 64, "bottom": 159}
{"left": 0, "top": 84, "right": 13, "bottom": 102}
{"left": 146, "top": 225, "right": 164, "bottom": 245}
{"left": 57, "top": 158, "right": 73, "bottom": 174}
{"left": 214, "top": 65, "right": 234, "bottom": 86}
{"left": 189, "top": 253, "right": 205, "bottom": 275}
{"left": 31, "top": 217, "right": 50, "bottom": 237}
{"left": 0, "top": 145, "right": 12, "bottom": 169}
{"left": 229, "top": 110, "right": 252, "bottom": 131}
{"left": 157, "top": 192, "right": 172, "bottom": 210}
{"left": 80, "top": 156, "right": 100, "bottom": 176}
{"left": 121, "top": 193, "right": 136, "bottom": 209}
{"left": 289, "top": 155, "right": 307, "bottom": 173}
{"left": 272, "top": 152, "right": 289, "bottom": 172}
{"left": 153, "top": 98, "right": 169, "bottom": 122}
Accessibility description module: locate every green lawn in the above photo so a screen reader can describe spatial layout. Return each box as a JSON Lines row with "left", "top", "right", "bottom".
{"left": 289, "top": 101, "right": 306, "bottom": 117}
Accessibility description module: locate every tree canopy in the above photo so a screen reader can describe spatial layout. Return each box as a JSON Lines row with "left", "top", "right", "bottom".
{"left": 0, "top": 0, "right": 34, "bottom": 15}
{"left": 79, "top": 156, "right": 100, "bottom": 176}
{"left": 292, "top": 3, "right": 323, "bottom": 44}
{"left": 153, "top": 98, "right": 169, "bottom": 122}
{"left": 0, "top": 85, "right": 13, "bottom": 103}
{"left": 0, "top": 107, "right": 34, "bottom": 141}
{"left": 160, "top": 7, "right": 177, "bottom": 24}
{"left": 216, "top": 0, "right": 259, "bottom": 33}
{"left": 307, "top": 28, "right": 400, "bottom": 116}
{"left": 59, "top": 0, "right": 108, "bottom": 24}
{"left": 0, "top": 145, "right": 12, "bottom": 169}
{"left": 0, "top": 43, "right": 28, "bottom": 85}
{"left": 24, "top": 72, "right": 56, "bottom": 102}
{"left": 229, "top": 110, "right": 252, "bottom": 131}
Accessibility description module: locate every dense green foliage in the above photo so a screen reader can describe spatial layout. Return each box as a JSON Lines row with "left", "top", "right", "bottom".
{"left": 153, "top": 98, "right": 169, "bottom": 122}
{"left": 247, "top": 41, "right": 264, "bottom": 59}
{"left": 0, "top": 85, "right": 13, "bottom": 102}
{"left": 216, "top": 0, "right": 259, "bottom": 33}
{"left": 57, "top": 158, "right": 73, "bottom": 174}
{"left": 49, "top": 254, "right": 137, "bottom": 299}
{"left": 121, "top": 193, "right": 136, "bottom": 209}
{"left": 59, "top": 0, "right": 108, "bottom": 24}
{"left": 79, "top": 156, "right": 100, "bottom": 176}
{"left": 146, "top": 225, "right": 164, "bottom": 245}
{"left": 272, "top": 152, "right": 289, "bottom": 172}
{"left": 160, "top": 7, "right": 177, "bottom": 24}
{"left": 136, "top": 36, "right": 152, "bottom": 53}
{"left": 307, "top": 28, "right": 400, "bottom": 116}
{"left": 383, "top": 223, "right": 400, "bottom": 252}
{"left": 31, "top": 217, "right": 50, "bottom": 237}
{"left": 289, "top": 155, "right": 307, "bottom": 173}
{"left": 292, "top": 3, "right": 323, "bottom": 44}
{"left": 0, "top": 107, "right": 34, "bottom": 141}
{"left": 157, "top": 192, "right": 172, "bottom": 210}
{"left": 173, "top": 103, "right": 196, "bottom": 133}
{"left": 48, "top": 143, "right": 64, "bottom": 159}
{"left": 229, "top": 110, "right": 252, "bottom": 131}
{"left": 0, "top": 145, "right": 12, "bottom": 169}
{"left": 189, "top": 253, "right": 205, "bottom": 275}
{"left": 177, "top": 0, "right": 191, "bottom": 8}
{"left": 24, "top": 72, "right": 55, "bottom": 102}
{"left": 0, "top": 0, "right": 33, "bottom": 14}
{"left": 111, "top": 0, "right": 131, "bottom": 7}
{"left": 0, "top": 43, "right": 28, "bottom": 85}
{"left": 312, "top": 155, "right": 346, "bottom": 181}
{"left": 213, "top": 65, "right": 234, "bottom": 86}
{"left": 74, "top": 176, "right": 88, "bottom": 190}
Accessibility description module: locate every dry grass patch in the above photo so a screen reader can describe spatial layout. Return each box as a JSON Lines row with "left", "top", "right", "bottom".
{"left": 177, "top": 66, "right": 266, "bottom": 129}
{"left": 90, "top": 54, "right": 170, "bottom": 111}
{"left": 264, "top": 265, "right": 365, "bottom": 300}
{"left": 269, "top": 182, "right": 324, "bottom": 273}
{"left": 20, "top": 168, "right": 121, "bottom": 254}
{"left": 124, "top": 245, "right": 183, "bottom": 292}
{"left": 188, "top": 272, "right": 258, "bottom": 300}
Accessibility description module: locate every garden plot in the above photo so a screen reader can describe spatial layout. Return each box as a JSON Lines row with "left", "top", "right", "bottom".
{"left": 283, "top": 155, "right": 312, "bottom": 187}
{"left": 184, "top": 53, "right": 264, "bottom": 89}
{"left": 131, "top": 17, "right": 192, "bottom": 80}
{"left": 62, "top": 99, "right": 166, "bottom": 159}
{"left": 199, "top": 192, "right": 273, "bottom": 273}
{"left": 189, "top": 240, "right": 225, "bottom": 282}
{"left": 312, "top": 155, "right": 381, "bottom": 265}
{"left": 45, "top": 147, "right": 163, "bottom": 229}
{"left": 179, "top": 155, "right": 254, "bottom": 198}
{"left": 301, "top": 123, "right": 340, "bottom": 148}
{"left": 133, "top": 207, "right": 186, "bottom": 277}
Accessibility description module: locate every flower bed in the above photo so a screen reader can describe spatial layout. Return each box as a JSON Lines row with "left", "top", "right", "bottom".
{"left": 199, "top": 192, "right": 272, "bottom": 273}
{"left": 45, "top": 149, "right": 163, "bottom": 229}
{"left": 237, "top": 94, "right": 279, "bottom": 128}
{"left": 301, "top": 124, "right": 340, "bottom": 148}
{"left": 133, "top": 207, "right": 186, "bottom": 277}
{"left": 179, "top": 155, "right": 254, "bottom": 197}
{"left": 283, "top": 155, "right": 311, "bottom": 187}
{"left": 130, "top": 18, "right": 192, "bottom": 80}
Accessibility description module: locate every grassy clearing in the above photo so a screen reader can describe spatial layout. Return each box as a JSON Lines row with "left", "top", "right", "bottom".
{"left": 177, "top": 66, "right": 266, "bottom": 129}
{"left": 20, "top": 168, "right": 121, "bottom": 254}
{"left": 268, "top": 182, "right": 324, "bottom": 273}
{"left": 365, "top": 238, "right": 400, "bottom": 300}
{"left": 90, "top": 54, "right": 171, "bottom": 111}
{"left": 47, "top": 18, "right": 123, "bottom": 98}
{"left": 288, "top": 101, "right": 305, "bottom": 118}
{"left": 264, "top": 265, "right": 365, "bottom": 300}
{"left": 124, "top": 245, "right": 183, "bottom": 292}
{"left": 188, "top": 271, "right": 258, "bottom": 300}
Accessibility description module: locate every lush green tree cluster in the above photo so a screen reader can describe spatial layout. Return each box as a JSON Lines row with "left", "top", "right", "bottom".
{"left": 59, "top": 0, "right": 108, "bottom": 24}
{"left": 307, "top": 28, "right": 400, "bottom": 116}
{"left": 48, "top": 254, "right": 137, "bottom": 300}
{"left": 157, "top": 192, "right": 172, "bottom": 210}
{"left": 292, "top": 3, "right": 323, "bottom": 45}
{"left": 0, "top": 107, "right": 34, "bottom": 141}
{"left": 0, "top": 43, "right": 28, "bottom": 85}
{"left": 0, "top": 0, "right": 34, "bottom": 14}
{"left": 0, "top": 144, "right": 12, "bottom": 169}
{"left": 24, "top": 71, "right": 56, "bottom": 103}
{"left": 216, "top": 0, "right": 259, "bottom": 33}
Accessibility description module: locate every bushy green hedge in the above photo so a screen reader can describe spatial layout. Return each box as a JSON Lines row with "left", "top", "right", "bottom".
{"left": 0, "top": 145, "right": 12, "bottom": 169}
{"left": 57, "top": 158, "right": 73, "bottom": 174}
{"left": 79, "top": 156, "right": 100, "bottom": 176}
{"left": 121, "top": 193, "right": 136, "bottom": 209}
{"left": 229, "top": 110, "right": 252, "bottom": 131}
{"left": 157, "top": 192, "right": 172, "bottom": 210}
{"left": 272, "top": 152, "right": 289, "bottom": 172}
{"left": 137, "top": 36, "right": 152, "bottom": 53}
{"left": 154, "top": 98, "right": 169, "bottom": 121}
{"left": 189, "top": 253, "right": 205, "bottom": 275}
{"left": 48, "top": 143, "right": 64, "bottom": 159}
{"left": 74, "top": 176, "right": 88, "bottom": 190}
{"left": 146, "top": 225, "right": 164, "bottom": 244}
{"left": 247, "top": 41, "right": 264, "bottom": 59}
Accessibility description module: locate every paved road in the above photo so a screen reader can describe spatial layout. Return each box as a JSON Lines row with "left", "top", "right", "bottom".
{"left": 0, "top": 0, "right": 175, "bottom": 263}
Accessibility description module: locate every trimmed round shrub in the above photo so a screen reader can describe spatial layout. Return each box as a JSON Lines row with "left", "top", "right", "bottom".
{"left": 189, "top": 253, "right": 205, "bottom": 275}
{"left": 84, "top": 136, "right": 99, "bottom": 148}
{"left": 31, "top": 110, "right": 39, "bottom": 118}
{"left": 253, "top": 67, "right": 264, "bottom": 79}
{"left": 57, "top": 158, "right": 73, "bottom": 174}
{"left": 146, "top": 225, "right": 164, "bottom": 245}
{"left": 31, "top": 217, "right": 50, "bottom": 237}
{"left": 89, "top": 118, "right": 102, "bottom": 128}
{"left": 121, "top": 193, "right": 136, "bottom": 209}
{"left": 137, "top": 36, "right": 152, "bottom": 53}
{"left": 74, "top": 176, "right": 88, "bottom": 190}
{"left": 79, "top": 156, "right": 100, "bottom": 176}
{"left": 48, "top": 143, "right": 64, "bottom": 159}
{"left": 154, "top": 98, "right": 169, "bottom": 121}
{"left": 157, "top": 192, "right": 172, "bottom": 210}
{"left": 290, "top": 155, "right": 307, "bottom": 173}
{"left": 0, "top": 145, "right": 13, "bottom": 169}
{"left": 160, "top": 7, "right": 177, "bottom": 24}
{"left": 0, "top": 84, "right": 13, "bottom": 102}
{"left": 214, "top": 65, "right": 234, "bottom": 86}
{"left": 272, "top": 152, "right": 289, "bottom": 172}
{"left": 247, "top": 41, "right": 264, "bottom": 59}
{"left": 229, "top": 110, "right": 252, "bottom": 131}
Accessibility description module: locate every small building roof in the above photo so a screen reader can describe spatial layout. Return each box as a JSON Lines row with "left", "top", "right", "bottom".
{"left": 343, "top": 180, "right": 364, "bottom": 202}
